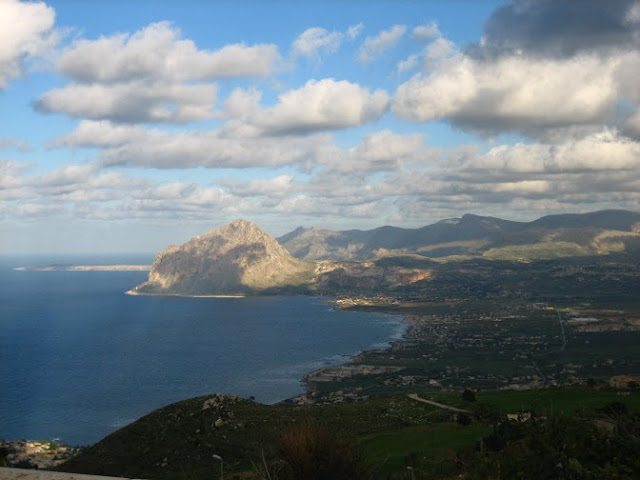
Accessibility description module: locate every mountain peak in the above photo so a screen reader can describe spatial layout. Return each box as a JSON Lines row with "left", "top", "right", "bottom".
{"left": 228, "top": 218, "right": 259, "bottom": 229}
{"left": 134, "top": 219, "right": 314, "bottom": 295}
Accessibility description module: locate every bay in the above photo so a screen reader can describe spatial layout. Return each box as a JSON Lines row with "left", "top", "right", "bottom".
{"left": 0, "top": 255, "right": 404, "bottom": 446}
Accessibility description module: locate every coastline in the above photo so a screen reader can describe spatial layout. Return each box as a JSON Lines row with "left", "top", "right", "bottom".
{"left": 0, "top": 295, "right": 406, "bottom": 454}
{"left": 15, "top": 265, "right": 150, "bottom": 272}
{"left": 285, "top": 298, "right": 411, "bottom": 405}
{"left": 125, "top": 289, "right": 246, "bottom": 298}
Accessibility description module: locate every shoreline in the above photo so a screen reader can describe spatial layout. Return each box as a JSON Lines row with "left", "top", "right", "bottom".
{"left": 284, "top": 298, "right": 412, "bottom": 405}
{"left": 125, "top": 289, "right": 246, "bottom": 298}
{"left": 15, "top": 265, "right": 150, "bottom": 272}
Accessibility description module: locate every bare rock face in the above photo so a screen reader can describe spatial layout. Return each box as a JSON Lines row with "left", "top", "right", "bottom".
{"left": 133, "top": 219, "right": 314, "bottom": 295}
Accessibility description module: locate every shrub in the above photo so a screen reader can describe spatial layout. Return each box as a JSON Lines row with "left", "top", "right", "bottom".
{"left": 258, "top": 424, "right": 374, "bottom": 480}
{"left": 462, "top": 389, "right": 476, "bottom": 402}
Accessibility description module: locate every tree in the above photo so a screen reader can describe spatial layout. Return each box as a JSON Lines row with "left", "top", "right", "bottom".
{"left": 462, "top": 389, "right": 476, "bottom": 402}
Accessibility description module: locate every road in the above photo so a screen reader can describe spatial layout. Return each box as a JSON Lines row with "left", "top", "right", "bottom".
{"left": 407, "top": 393, "right": 472, "bottom": 413}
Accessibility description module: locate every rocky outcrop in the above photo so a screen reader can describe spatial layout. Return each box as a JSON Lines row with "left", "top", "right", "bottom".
{"left": 132, "top": 219, "right": 315, "bottom": 295}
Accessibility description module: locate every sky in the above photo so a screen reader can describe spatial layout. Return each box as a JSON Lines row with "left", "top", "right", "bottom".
{"left": 1, "top": 0, "right": 640, "bottom": 254}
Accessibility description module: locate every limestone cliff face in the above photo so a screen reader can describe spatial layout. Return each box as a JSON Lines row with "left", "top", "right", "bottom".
{"left": 134, "top": 219, "right": 315, "bottom": 295}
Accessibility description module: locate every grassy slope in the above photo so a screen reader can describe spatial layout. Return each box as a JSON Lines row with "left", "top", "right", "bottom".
{"left": 58, "top": 389, "right": 640, "bottom": 479}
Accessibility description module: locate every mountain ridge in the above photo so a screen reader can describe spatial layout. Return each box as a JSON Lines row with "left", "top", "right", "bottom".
{"left": 278, "top": 209, "right": 640, "bottom": 261}
{"left": 132, "top": 210, "right": 640, "bottom": 296}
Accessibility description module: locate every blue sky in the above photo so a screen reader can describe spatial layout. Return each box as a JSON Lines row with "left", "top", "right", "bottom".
{"left": 1, "top": 0, "right": 640, "bottom": 254}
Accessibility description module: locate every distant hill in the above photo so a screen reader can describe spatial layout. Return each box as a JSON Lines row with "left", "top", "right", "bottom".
{"left": 132, "top": 219, "right": 315, "bottom": 295}
{"left": 278, "top": 209, "right": 640, "bottom": 261}
{"left": 131, "top": 210, "right": 640, "bottom": 296}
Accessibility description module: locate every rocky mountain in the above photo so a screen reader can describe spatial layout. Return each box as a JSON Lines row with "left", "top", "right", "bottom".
{"left": 278, "top": 210, "right": 640, "bottom": 261}
{"left": 132, "top": 219, "right": 315, "bottom": 295}
{"left": 131, "top": 210, "right": 640, "bottom": 297}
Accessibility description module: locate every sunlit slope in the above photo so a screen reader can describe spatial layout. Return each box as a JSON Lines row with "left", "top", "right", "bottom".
{"left": 133, "top": 219, "right": 315, "bottom": 295}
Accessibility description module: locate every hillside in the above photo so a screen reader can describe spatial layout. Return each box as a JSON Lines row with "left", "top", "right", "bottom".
{"left": 132, "top": 219, "right": 315, "bottom": 295}
{"left": 55, "top": 389, "right": 640, "bottom": 480}
{"left": 278, "top": 209, "right": 640, "bottom": 261}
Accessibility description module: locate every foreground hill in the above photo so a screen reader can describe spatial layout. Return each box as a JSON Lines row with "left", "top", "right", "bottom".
{"left": 55, "top": 389, "right": 640, "bottom": 480}
{"left": 278, "top": 209, "right": 640, "bottom": 261}
{"left": 132, "top": 219, "right": 315, "bottom": 295}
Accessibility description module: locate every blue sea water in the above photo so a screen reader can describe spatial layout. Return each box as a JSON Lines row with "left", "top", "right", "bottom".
{"left": 0, "top": 255, "right": 404, "bottom": 446}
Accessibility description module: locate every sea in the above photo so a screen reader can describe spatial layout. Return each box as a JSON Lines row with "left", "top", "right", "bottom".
{"left": 0, "top": 254, "right": 405, "bottom": 446}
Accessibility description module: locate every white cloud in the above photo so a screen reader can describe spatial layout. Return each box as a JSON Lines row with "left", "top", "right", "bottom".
{"left": 36, "top": 81, "right": 217, "bottom": 123}
{"left": 52, "top": 120, "right": 331, "bottom": 169}
{"left": 474, "top": 130, "right": 640, "bottom": 173}
{"left": 347, "top": 23, "right": 364, "bottom": 39}
{"left": 393, "top": 51, "right": 627, "bottom": 133}
{"left": 0, "top": 0, "right": 56, "bottom": 88}
{"left": 291, "top": 23, "right": 364, "bottom": 59}
{"left": 412, "top": 22, "right": 440, "bottom": 41}
{"left": 252, "top": 78, "right": 390, "bottom": 134}
{"left": 39, "top": 21, "right": 280, "bottom": 124}
{"left": 0, "top": 160, "right": 30, "bottom": 190}
{"left": 357, "top": 24, "right": 406, "bottom": 63}
{"left": 423, "top": 37, "right": 456, "bottom": 65}
{"left": 396, "top": 54, "right": 420, "bottom": 74}
{"left": 33, "top": 163, "right": 96, "bottom": 187}
{"left": 292, "top": 27, "right": 343, "bottom": 57}
{"left": 396, "top": 35, "right": 456, "bottom": 75}
{"left": 316, "top": 130, "right": 431, "bottom": 173}
{"left": 224, "top": 87, "right": 263, "bottom": 118}
{"left": 225, "top": 174, "right": 295, "bottom": 197}
{"left": 0, "top": 137, "right": 31, "bottom": 152}
{"left": 58, "top": 22, "right": 280, "bottom": 82}
{"left": 51, "top": 120, "right": 144, "bottom": 148}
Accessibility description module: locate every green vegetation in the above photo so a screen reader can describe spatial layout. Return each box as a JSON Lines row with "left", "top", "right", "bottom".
{"left": 57, "top": 389, "right": 640, "bottom": 479}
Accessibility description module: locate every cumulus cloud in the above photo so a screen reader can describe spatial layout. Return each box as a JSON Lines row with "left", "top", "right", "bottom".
{"left": 0, "top": 0, "right": 57, "bottom": 88}
{"left": 51, "top": 120, "right": 144, "bottom": 148}
{"left": 412, "top": 22, "right": 441, "bottom": 41}
{"left": 315, "top": 130, "right": 433, "bottom": 173}
{"left": 392, "top": 0, "right": 640, "bottom": 137}
{"left": 472, "top": 130, "right": 640, "bottom": 173}
{"left": 38, "top": 21, "right": 280, "bottom": 123}
{"left": 224, "top": 87, "right": 263, "bottom": 118}
{"left": 357, "top": 24, "right": 406, "bottom": 63}
{"left": 36, "top": 81, "right": 218, "bottom": 123}
{"left": 393, "top": 51, "right": 629, "bottom": 133}
{"left": 251, "top": 78, "right": 390, "bottom": 134}
{"left": 57, "top": 22, "right": 279, "bottom": 82}
{"left": 396, "top": 32, "right": 456, "bottom": 75}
